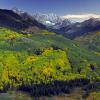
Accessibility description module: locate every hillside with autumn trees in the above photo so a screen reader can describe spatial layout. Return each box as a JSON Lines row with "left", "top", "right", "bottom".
{"left": 0, "top": 27, "right": 99, "bottom": 97}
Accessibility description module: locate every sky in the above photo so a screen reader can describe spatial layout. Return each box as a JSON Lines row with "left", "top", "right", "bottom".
{"left": 0, "top": 0, "right": 100, "bottom": 21}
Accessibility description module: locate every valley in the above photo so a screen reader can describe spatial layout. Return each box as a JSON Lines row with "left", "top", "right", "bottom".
{"left": 0, "top": 8, "right": 100, "bottom": 100}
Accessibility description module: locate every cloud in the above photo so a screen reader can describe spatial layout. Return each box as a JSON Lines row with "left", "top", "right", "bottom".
{"left": 61, "top": 14, "right": 100, "bottom": 22}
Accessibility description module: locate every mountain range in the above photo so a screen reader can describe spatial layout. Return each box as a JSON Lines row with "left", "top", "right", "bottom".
{"left": 0, "top": 8, "right": 100, "bottom": 40}
{"left": 54, "top": 18, "right": 100, "bottom": 39}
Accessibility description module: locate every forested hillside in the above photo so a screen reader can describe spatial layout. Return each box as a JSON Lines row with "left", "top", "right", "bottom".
{"left": 0, "top": 27, "right": 99, "bottom": 96}
{"left": 75, "top": 31, "right": 100, "bottom": 53}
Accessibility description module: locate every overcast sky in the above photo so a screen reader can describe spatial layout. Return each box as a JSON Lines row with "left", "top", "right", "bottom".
{"left": 0, "top": 0, "right": 100, "bottom": 21}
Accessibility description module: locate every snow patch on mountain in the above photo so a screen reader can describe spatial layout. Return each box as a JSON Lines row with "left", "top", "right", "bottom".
{"left": 33, "top": 13, "right": 71, "bottom": 29}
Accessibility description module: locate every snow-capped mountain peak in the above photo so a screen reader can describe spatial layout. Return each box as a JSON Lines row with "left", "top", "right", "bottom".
{"left": 33, "top": 13, "right": 71, "bottom": 28}
{"left": 33, "top": 13, "right": 62, "bottom": 26}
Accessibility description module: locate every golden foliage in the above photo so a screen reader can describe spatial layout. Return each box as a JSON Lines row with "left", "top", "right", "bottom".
{"left": 41, "top": 65, "right": 53, "bottom": 76}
